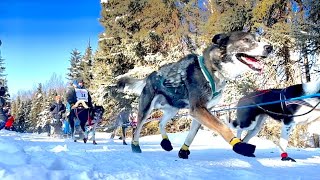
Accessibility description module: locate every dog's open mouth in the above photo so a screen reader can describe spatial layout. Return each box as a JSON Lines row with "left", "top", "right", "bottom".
{"left": 236, "top": 53, "right": 264, "bottom": 72}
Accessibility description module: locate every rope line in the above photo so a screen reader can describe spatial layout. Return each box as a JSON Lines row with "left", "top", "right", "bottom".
{"left": 211, "top": 93, "right": 320, "bottom": 113}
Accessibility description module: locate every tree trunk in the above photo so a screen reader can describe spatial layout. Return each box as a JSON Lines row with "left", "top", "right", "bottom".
{"left": 283, "top": 44, "right": 294, "bottom": 82}
{"left": 313, "top": 134, "right": 320, "bottom": 148}
{"left": 303, "top": 52, "right": 311, "bottom": 82}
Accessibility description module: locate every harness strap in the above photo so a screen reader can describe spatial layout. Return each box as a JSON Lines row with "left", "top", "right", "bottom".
{"left": 74, "top": 108, "right": 90, "bottom": 124}
{"left": 197, "top": 55, "right": 220, "bottom": 98}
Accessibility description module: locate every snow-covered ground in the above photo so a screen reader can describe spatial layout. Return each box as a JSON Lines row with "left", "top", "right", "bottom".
{"left": 0, "top": 129, "right": 320, "bottom": 180}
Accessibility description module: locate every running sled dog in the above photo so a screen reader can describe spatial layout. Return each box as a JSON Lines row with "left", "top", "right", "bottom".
{"left": 72, "top": 101, "right": 104, "bottom": 145}
{"left": 230, "top": 81, "right": 320, "bottom": 162}
{"left": 117, "top": 31, "right": 273, "bottom": 159}
{"left": 104, "top": 108, "right": 137, "bottom": 145}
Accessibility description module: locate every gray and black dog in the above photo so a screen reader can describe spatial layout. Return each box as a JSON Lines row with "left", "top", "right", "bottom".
{"left": 230, "top": 81, "right": 320, "bottom": 162}
{"left": 117, "top": 31, "right": 273, "bottom": 159}
{"left": 105, "top": 108, "right": 137, "bottom": 145}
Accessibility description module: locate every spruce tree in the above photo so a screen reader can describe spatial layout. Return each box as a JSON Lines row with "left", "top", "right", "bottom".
{"left": 66, "top": 49, "right": 82, "bottom": 81}
{"left": 30, "top": 83, "right": 44, "bottom": 132}
{"left": 38, "top": 89, "right": 56, "bottom": 129}
{"left": 95, "top": 0, "right": 187, "bottom": 119}
{"left": 80, "top": 41, "right": 93, "bottom": 88}
{"left": 0, "top": 40, "right": 10, "bottom": 101}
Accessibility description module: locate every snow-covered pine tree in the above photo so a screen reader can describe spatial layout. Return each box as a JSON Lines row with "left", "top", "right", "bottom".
{"left": 80, "top": 41, "right": 93, "bottom": 89}
{"left": 0, "top": 40, "right": 10, "bottom": 101}
{"left": 29, "top": 83, "right": 44, "bottom": 132}
{"left": 37, "top": 89, "right": 57, "bottom": 130}
{"left": 15, "top": 99, "right": 32, "bottom": 133}
{"left": 94, "top": 0, "right": 187, "bottom": 119}
{"left": 66, "top": 49, "right": 82, "bottom": 81}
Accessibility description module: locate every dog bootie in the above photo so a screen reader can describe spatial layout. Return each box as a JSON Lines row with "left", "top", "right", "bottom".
{"left": 230, "top": 138, "right": 256, "bottom": 157}
{"left": 160, "top": 139, "right": 173, "bottom": 151}
{"left": 178, "top": 149, "right": 190, "bottom": 159}
{"left": 178, "top": 144, "right": 190, "bottom": 159}
{"left": 281, "top": 153, "right": 296, "bottom": 162}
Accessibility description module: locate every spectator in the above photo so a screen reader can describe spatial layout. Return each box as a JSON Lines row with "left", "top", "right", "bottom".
{"left": 49, "top": 95, "right": 66, "bottom": 136}
{"left": 0, "top": 86, "right": 7, "bottom": 130}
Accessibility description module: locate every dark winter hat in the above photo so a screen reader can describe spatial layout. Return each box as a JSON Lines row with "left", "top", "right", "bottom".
{"left": 78, "top": 78, "right": 84, "bottom": 83}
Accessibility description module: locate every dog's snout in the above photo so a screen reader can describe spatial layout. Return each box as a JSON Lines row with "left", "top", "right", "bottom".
{"left": 264, "top": 45, "right": 273, "bottom": 53}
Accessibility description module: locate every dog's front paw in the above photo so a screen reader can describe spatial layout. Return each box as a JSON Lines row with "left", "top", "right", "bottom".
{"left": 131, "top": 143, "right": 142, "bottom": 153}
{"left": 160, "top": 139, "right": 173, "bottom": 151}
{"left": 232, "top": 142, "right": 256, "bottom": 157}
{"left": 178, "top": 149, "right": 190, "bottom": 159}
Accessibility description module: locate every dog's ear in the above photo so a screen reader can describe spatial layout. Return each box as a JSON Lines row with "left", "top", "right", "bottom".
{"left": 212, "top": 33, "right": 229, "bottom": 47}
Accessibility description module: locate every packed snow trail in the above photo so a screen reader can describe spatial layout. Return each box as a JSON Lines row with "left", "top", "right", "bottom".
{"left": 0, "top": 130, "right": 320, "bottom": 180}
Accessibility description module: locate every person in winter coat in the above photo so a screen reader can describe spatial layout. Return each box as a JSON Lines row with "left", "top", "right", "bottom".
{"left": 66, "top": 79, "right": 93, "bottom": 141}
{"left": 65, "top": 80, "right": 79, "bottom": 139}
{"left": 5, "top": 114, "right": 15, "bottom": 131}
{"left": 50, "top": 95, "right": 66, "bottom": 120}
{"left": 0, "top": 86, "right": 8, "bottom": 130}
{"left": 49, "top": 95, "right": 66, "bottom": 136}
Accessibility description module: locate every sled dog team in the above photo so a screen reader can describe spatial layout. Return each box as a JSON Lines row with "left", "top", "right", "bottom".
{"left": 52, "top": 31, "right": 319, "bottom": 162}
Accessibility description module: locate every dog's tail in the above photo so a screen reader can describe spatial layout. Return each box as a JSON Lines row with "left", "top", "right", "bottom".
{"left": 104, "top": 124, "right": 118, "bottom": 133}
{"left": 302, "top": 79, "right": 320, "bottom": 95}
{"left": 116, "top": 76, "right": 147, "bottom": 95}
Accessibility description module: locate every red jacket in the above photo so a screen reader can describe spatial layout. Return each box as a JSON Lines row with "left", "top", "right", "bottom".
{"left": 5, "top": 116, "right": 14, "bottom": 128}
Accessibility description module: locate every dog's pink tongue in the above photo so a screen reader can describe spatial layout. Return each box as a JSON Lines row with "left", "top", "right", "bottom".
{"left": 246, "top": 57, "right": 263, "bottom": 71}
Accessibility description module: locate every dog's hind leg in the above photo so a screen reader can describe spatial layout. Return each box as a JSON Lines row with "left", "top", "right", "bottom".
{"left": 110, "top": 127, "right": 118, "bottom": 139}
{"left": 279, "top": 121, "right": 296, "bottom": 162}
{"left": 242, "top": 115, "right": 267, "bottom": 143}
{"left": 122, "top": 126, "right": 127, "bottom": 145}
{"left": 131, "top": 85, "right": 157, "bottom": 153}
{"left": 178, "top": 119, "right": 201, "bottom": 159}
{"left": 159, "top": 107, "right": 179, "bottom": 151}
{"left": 91, "top": 123, "right": 97, "bottom": 145}
{"left": 131, "top": 116, "right": 148, "bottom": 153}
{"left": 81, "top": 121, "right": 88, "bottom": 143}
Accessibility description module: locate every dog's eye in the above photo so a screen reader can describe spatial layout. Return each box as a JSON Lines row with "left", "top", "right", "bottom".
{"left": 243, "top": 38, "right": 251, "bottom": 43}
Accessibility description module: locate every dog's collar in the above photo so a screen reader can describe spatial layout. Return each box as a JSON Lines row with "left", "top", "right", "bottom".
{"left": 198, "top": 55, "right": 221, "bottom": 97}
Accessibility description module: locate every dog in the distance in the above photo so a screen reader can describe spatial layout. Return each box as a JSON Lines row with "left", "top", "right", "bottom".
{"left": 116, "top": 31, "right": 273, "bottom": 159}
{"left": 71, "top": 102, "right": 104, "bottom": 145}
{"left": 104, "top": 107, "right": 137, "bottom": 145}
{"left": 230, "top": 81, "right": 320, "bottom": 161}
{"left": 84, "top": 105, "right": 105, "bottom": 145}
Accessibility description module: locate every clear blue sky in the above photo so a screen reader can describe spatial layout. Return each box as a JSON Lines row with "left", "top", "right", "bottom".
{"left": 0, "top": 0, "right": 103, "bottom": 95}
